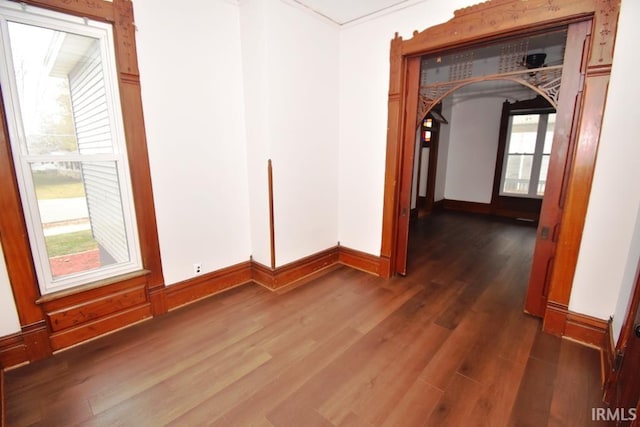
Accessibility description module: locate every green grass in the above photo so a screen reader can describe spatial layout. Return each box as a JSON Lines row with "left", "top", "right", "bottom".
{"left": 32, "top": 170, "right": 84, "bottom": 199}
{"left": 45, "top": 230, "right": 97, "bottom": 257}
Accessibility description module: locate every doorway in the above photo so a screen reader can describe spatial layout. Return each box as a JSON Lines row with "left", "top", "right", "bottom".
{"left": 380, "top": 0, "right": 620, "bottom": 334}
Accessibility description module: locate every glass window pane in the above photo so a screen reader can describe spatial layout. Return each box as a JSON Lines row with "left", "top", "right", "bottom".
{"left": 8, "top": 22, "right": 114, "bottom": 156}
{"left": 543, "top": 113, "right": 555, "bottom": 154}
{"left": 537, "top": 154, "right": 550, "bottom": 196}
{"left": 508, "top": 114, "right": 539, "bottom": 154}
{"left": 503, "top": 154, "right": 532, "bottom": 194}
{"left": 32, "top": 161, "right": 129, "bottom": 279}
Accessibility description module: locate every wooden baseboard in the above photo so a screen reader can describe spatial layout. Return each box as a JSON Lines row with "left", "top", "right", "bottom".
{"left": 165, "top": 261, "right": 252, "bottom": 311}
{"left": 338, "top": 246, "right": 382, "bottom": 276}
{"left": 0, "top": 333, "right": 27, "bottom": 369}
{"left": 0, "top": 245, "right": 384, "bottom": 368}
{"left": 442, "top": 199, "right": 492, "bottom": 215}
{"left": 252, "top": 246, "right": 340, "bottom": 290}
{"left": 543, "top": 301, "right": 608, "bottom": 348}
{"left": 565, "top": 311, "right": 608, "bottom": 348}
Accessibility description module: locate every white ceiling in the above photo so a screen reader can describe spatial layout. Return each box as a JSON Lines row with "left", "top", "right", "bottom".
{"left": 292, "top": 0, "right": 416, "bottom": 25}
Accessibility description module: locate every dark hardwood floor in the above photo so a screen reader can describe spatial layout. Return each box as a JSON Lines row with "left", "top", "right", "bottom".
{"left": 4, "top": 212, "right": 606, "bottom": 426}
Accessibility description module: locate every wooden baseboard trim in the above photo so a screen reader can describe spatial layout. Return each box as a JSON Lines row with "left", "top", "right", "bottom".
{"left": 0, "top": 246, "right": 383, "bottom": 369}
{"left": 338, "top": 246, "right": 382, "bottom": 276}
{"left": 252, "top": 246, "right": 340, "bottom": 290}
{"left": 442, "top": 199, "right": 492, "bottom": 215}
{"left": 0, "top": 333, "right": 27, "bottom": 370}
{"left": 165, "top": 261, "right": 252, "bottom": 311}
{"left": 543, "top": 301, "right": 608, "bottom": 348}
{"left": 565, "top": 311, "right": 608, "bottom": 349}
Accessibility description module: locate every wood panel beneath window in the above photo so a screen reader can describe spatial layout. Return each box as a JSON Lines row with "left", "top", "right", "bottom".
{"left": 38, "top": 274, "right": 153, "bottom": 351}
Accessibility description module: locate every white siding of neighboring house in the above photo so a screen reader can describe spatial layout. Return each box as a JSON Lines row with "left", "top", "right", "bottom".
{"left": 69, "top": 43, "right": 128, "bottom": 263}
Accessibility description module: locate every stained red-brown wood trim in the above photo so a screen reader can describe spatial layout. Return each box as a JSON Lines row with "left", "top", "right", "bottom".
{"left": 0, "top": 0, "right": 166, "bottom": 361}
{"left": 338, "top": 246, "right": 382, "bottom": 276}
{"left": 380, "top": 34, "right": 405, "bottom": 274}
{"left": 382, "top": 0, "right": 620, "bottom": 337}
{"left": 0, "top": 88, "right": 44, "bottom": 329}
{"left": 268, "top": 160, "right": 276, "bottom": 269}
{"left": 252, "top": 247, "right": 340, "bottom": 291}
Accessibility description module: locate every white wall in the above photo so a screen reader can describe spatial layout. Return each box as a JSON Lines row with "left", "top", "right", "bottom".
{"left": 0, "top": 242, "right": 21, "bottom": 336}
{"left": 133, "top": 0, "right": 252, "bottom": 284}
{"left": 267, "top": 0, "right": 340, "bottom": 266}
{"left": 443, "top": 95, "right": 503, "bottom": 203}
{"left": 569, "top": 0, "right": 640, "bottom": 338}
{"left": 434, "top": 98, "right": 452, "bottom": 202}
{"left": 338, "top": 0, "right": 476, "bottom": 255}
{"left": 241, "top": 0, "right": 340, "bottom": 267}
{"left": 240, "top": 0, "right": 272, "bottom": 266}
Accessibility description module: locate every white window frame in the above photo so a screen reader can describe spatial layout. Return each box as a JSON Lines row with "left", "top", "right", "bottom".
{"left": 499, "top": 112, "right": 554, "bottom": 199}
{"left": 0, "top": 1, "right": 142, "bottom": 294}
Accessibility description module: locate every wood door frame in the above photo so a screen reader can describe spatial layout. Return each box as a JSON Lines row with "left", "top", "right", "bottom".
{"left": 380, "top": 0, "right": 620, "bottom": 336}
{"left": 604, "top": 255, "right": 640, "bottom": 410}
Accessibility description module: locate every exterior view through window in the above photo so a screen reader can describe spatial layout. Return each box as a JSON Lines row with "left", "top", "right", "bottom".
{"left": 500, "top": 112, "right": 555, "bottom": 198}
{"left": 0, "top": 2, "right": 141, "bottom": 294}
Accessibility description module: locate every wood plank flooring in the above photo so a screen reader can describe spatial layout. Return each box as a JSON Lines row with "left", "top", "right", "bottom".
{"left": 4, "top": 212, "right": 607, "bottom": 426}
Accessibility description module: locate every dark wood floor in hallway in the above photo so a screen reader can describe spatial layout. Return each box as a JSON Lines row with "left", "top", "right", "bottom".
{"left": 5, "top": 212, "right": 606, "bottom": 426}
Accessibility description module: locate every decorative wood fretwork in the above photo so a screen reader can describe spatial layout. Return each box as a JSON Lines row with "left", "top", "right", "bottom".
{"left": 448, "top": 52, "right": 474, "bottom": 81}
{"left": 417, "top": 65, "right": 563, "bottom": 123}
{"left": 498, "top": 40, "right": 529, "bottom": 73}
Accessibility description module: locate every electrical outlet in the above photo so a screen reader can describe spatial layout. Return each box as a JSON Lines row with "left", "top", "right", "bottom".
{"left": 194, "top": 263, "right": 202, "bottom": 275}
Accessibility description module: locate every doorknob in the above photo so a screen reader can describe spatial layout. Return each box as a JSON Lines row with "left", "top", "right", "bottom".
{"left": 635, "top": 324, "right": 640, "bottom": 338}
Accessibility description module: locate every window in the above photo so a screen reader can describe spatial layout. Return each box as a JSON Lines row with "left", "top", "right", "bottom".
{"left": 0, "top": 2, "right": 141, "bottom": 294}
{"left": 500, "top": 112, "right": 555, "bottom": 198}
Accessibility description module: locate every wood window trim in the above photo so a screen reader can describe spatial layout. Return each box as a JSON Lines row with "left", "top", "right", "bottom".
{"left": 0, "top": 0, "right": 165, "bottom": 361}
{"left": 380, "top": 0, "right": 620, "bottom": 336}
{"left": 490, "top": 95, "right": 556, "bottom": 221}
